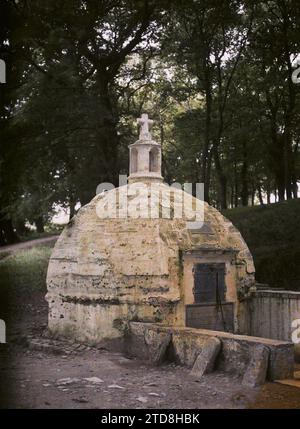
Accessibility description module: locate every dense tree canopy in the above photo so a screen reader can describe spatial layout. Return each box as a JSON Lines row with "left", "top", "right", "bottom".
{"left": 0, "top": 0, "right": 299, "bottom": 243}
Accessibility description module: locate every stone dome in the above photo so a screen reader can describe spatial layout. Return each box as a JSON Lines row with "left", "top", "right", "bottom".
{"left": 46, "top": 181, "right": 255, "bottom": 345}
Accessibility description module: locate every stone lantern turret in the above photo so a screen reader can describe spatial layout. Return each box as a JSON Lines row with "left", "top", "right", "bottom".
{"left": 128, "top": 113, "right": 163, "bottom": 184}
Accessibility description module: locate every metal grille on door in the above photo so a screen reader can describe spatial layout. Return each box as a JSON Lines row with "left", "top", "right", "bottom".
{"left": 193, "top": 263, "right": 225, "bottom": 303}
{"left": 186, "top": 263, "right": 234, "bottom": 332}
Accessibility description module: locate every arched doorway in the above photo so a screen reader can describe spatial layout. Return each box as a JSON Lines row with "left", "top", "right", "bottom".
{"left": 149, "top": 147, "right": 159, "bottom": 172}
{"left": 131, "top": 148, "right": 138, "bottom": 173}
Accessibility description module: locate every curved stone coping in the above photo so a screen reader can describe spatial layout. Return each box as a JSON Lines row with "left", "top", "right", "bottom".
{"left": 253, "top": 290, "right": 300, "bottom": 299}
{"left": 135, "top": 323, "right": 292, "bottom": 346}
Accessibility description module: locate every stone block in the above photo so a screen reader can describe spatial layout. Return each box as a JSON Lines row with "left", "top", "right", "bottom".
{"left": 217, "top": 338, "right": 250, "bottom": 376}
{"left": 268, "top": 344, "right": 294, "bottom": 380}
{"left": 171, "top": 332, "right": 208, "bottom": 367}
{"left": 295, "top": 344, "right": 300, "bottom": 363}
{"left": 150, "top": 333, "right": 172, "bottom": 365}
{"left": 190, "top": 337, "right": 221, "bottom": 379}
{"left": 242, "top": 345, "right": 269, "bottom": 387}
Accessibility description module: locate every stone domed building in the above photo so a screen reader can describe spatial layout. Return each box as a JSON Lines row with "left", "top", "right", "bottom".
{"left": 46, "top": 114, "right": 255, "bottom": 346}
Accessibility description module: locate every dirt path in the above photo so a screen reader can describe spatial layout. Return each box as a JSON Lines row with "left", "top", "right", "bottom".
{"left": 0, "top": 343, "right": 260, "bottom": 409}
{"left": 0, "top": 235, "right": 59, "bottom": 255}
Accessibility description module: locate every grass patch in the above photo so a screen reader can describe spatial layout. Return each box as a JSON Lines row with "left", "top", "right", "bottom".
{"left": 0, "top": 251, "right": 11, "bottom": 261}
{"left": 0, "top": 246, "right": 53, "bottom": 296}
{"left": 223, "top": 199, "right": 300, "bottom": 290}
{"left": 19, "top": 225, "right": 64, "bottom": 242}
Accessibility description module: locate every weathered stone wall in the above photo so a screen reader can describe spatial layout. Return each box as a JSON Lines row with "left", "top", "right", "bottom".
{"left": 241, "top": 289, "right": 300, "bottom": 360}
{"left": 46, "top": 182, "right": 255, "bottom": 344}
{"left": 127, "top": 322, "right": 294, "bottom": 381}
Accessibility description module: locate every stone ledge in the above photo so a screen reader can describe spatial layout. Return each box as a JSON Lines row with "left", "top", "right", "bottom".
{"left": 254, "top": 290, "right": 300, "bottom": 300}
{"left": 126, "top": 322, "right": 294, "bottom": 381}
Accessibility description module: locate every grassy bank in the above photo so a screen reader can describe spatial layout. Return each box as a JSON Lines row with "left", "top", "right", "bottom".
{"left": 0, "top": 246, "right": 52, "bottom": 297}
{"left": 223, "top": 199, "right": 300, "bottom": 290}
{"left": 19, "top": 224, "right": 64, "bottom": 242}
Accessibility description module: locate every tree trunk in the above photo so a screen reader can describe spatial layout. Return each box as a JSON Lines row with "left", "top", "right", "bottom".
{"left": 0, "top": 217, "right": 19, "bottom": 245}
{"left": 201, "top": 71, "right": 212, "bottom": 204}
{"left": 230, "top": 185, "right": 234, "bottom": 209}
{"left": 251, "top": 185, "right": 255, "bottom": 206}
{"left": 283, "top": 134, "right": 293, "bottom": 200}
{"left": 69, "top": 203, "right": 76, "bottom": 221}
{"left": 15, "top": 219, "right": 27, "bottom": 236}
{"left": 277, "top": 179, "right": 285, "bottom": 201}
{"left": 257, "top": 185, "right": 264, "bottom": 205}
{"left": 213, "top": 148, "right": 227, "bottom": 209}
{"left": 69, "top": 192, "right": 77, "bottom": 221}
{"left": 292, "top": 181, "right": 298, "bottom": 199}
{"left": 234, "top": 160, "right": 238, "bottom": 207}
{"left": 266, "top": 183, "right": 271, "bottom": 205}
{"left": 241, "top": 142, "right": 248, "bottom": 206}
{"left": 35, "top": 217, "right": 44, "bottom": 233}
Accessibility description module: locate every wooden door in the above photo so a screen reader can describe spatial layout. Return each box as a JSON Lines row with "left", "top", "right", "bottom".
{"left": 193, "top": 263, "right": 225, "bottom": 303}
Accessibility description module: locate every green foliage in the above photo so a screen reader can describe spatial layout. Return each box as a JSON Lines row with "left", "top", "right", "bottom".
{"left": 0, "top": 246, "right": 52, "bottom": 295}
{"left": 0, "top": 0, "right": 299, "bottom": 245}
{"left": 0, "top": 251, "right": 10, "bottom": 261}
{"left": 19, "top": 226, "right": 62, "bottom": 242}
{"left": 224, "top": 199, "right": 300, "bottom": 289}
{"left": 0, "top": 0, "right": 161, "bottom": 242}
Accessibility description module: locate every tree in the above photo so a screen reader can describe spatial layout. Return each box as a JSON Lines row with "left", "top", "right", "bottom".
{"left": 162, "top": 0, "right": 254, "bottom": 207}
